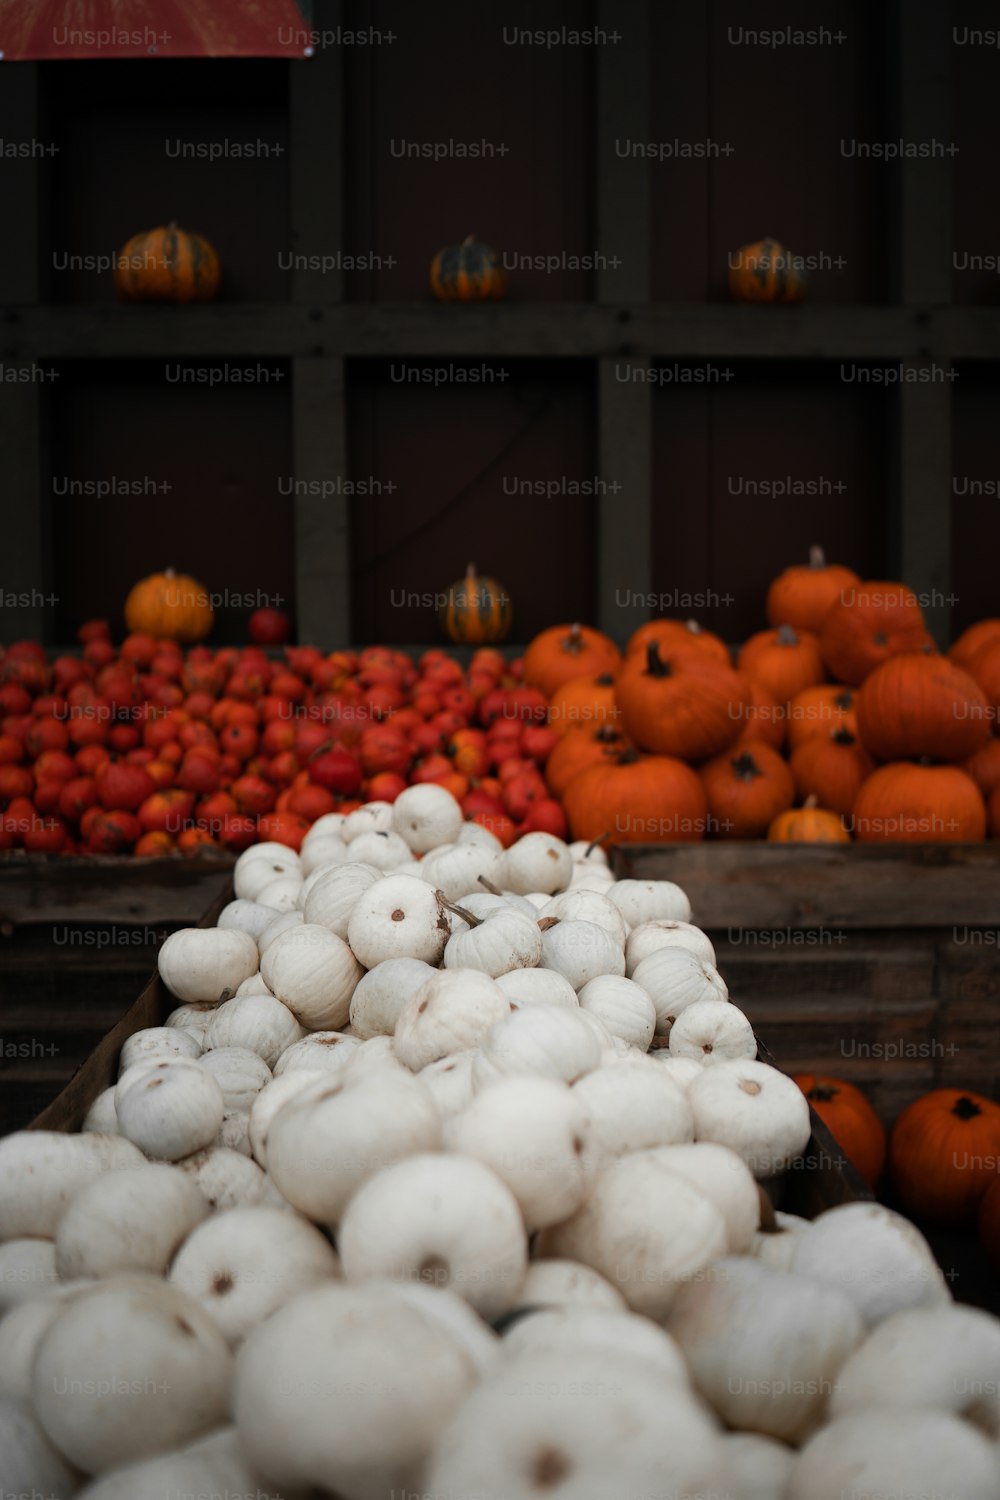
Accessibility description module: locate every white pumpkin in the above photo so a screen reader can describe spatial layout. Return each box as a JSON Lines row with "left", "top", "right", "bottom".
{"left": 538, "top": 888, "right": 627, "bottom": 947}
{"left": 234, "top": 974, "right": 273, "bottom": 997}
{"left": 568, "top": 839, "right": 610, "bottom": 867}
{"left": 426, "top": 1348, "right": 728, "bottom": 1500}
{"left": 608, "top": 878, "right": 691, "bottom": 926}
{"left": 455, "top": 890, "right": 538, "bottom": 920}
{"left": 494, "top": 966, "right": 579, "bottom": 1010}
{"left": 829, "top": 1302, "right": 1000, "bottom": 1435}
{"left": 198, "top": 1047, "right": 273, "bottom": 1109}
{"left": 175, "top": 1146, "right": 267, "bottom": 1211}
{"left": 630, "top": 946, "right": 728, "bottom": 1036}
{"left": 53, "top": 1165, "right": 209, "bottom": 1280}
{"left": 0, "top": 1283, "right": 92, "bottom": 1402}
{"left": 668, "top": 1257, "right": 864, "bottom": 1443}
{"left": 217, "top": 1108, "right": 253, "bottom": 1156}
{"left": 119, "top": 1026, "right": 202, "bottom": 1076}
{"left": 392, "top": 782, "right": 464, "bottom": 853}
{"left": 254, "top": 874, "right": 303, "bottom": 913}
{"left": 394, "top": 969, "right": 510, "bottom": 1071}
{"left": 116, "top": 1059, "right": 224, "bottom": 1161}
{"left": 233, "top": 842, "right": 301, "bottom": 900}
{"left": 203, "top": 992, "right": 303, "bottom": 1067}
{"left": 298, "top": 835, "right": 350, "bottom": 877}
{"left": 256, "top": 909, "right": 304, "bottom": 953}
{"left": 499, "top": 1305, "right": 691, "bottom": 1386}
{"left": 625, "top": 918, "right": 716, "bottom": 975}
{"left": 418, "top": 1052, "right": 479, "bottom": 1116}
{"left": 32, "top": 1275, "right": 232, "bottom": 1473}
{"left": 790, "top": 1202, "right": 950, "bottom": 1326}
{"left": 787, "top": 1409, "right": 1000, "bottom": 1500}
{"left": 647, "top": 1141, "right": 762, "bottom": 1254}
{"left": 567, "top": 867, "right": 617, "bottom": 894}
{"left": 418, "top": 840, "right": 503, "bottom": 903}
{"left": 572, "top": 1064, "right": 694, "bottom": 1155}
{"left": 272, "top": 1030, "right": 360, "bottom": 1077}
{"left": 453, "top": 820, "right": 503, "bottom": 853}
{"left": 379, "top": 1280, "right": 499, "bottom": 1377}
{"left": 444, "top": 1076, "right": 599, "bottom": 1230}
{"left": 81, "top": 1085, "right": 120, "bottom": 1135}
{"left": 302, "top": 860, "right": 381, "bottom": 938}
{"left": 720, "top": 1432, "right": 796, "bottom": 1500}
{"left": 58, "top": 1426, "right": 275, "bottom": 1500}
{"left": 233, "top": 1282, "right": 476, "bottom": 1498}
{"left": 537, "top": 1152, "right": 728, "bottom": 1318}
{"left": 347, "top": 828, "right": 413, "bottom": 872}
{"left": 648, "top": 1053, "right": 704, "bottom": 1090}
{"left": 348, "top": 957, "right": 438, "bottom": 1040}
{"left": 217, "top": 898, "right": 279, "bottom": 943}
{"left": 346, "top": 1033, "right": 406, "bottom": 1079}
{"left": 500, "top": 832, "right": 573, "bottom": 895}
{"left": 577, "top": 974, "right": 656, "bottom": 1048}
{"left": 301, "top": 811, "right": 348, "bottom": 844}
{"left": 478, "top": 1005, "right": 603, "bottom": 1085}
{"left": 540, "top": 919, "right": 626, "bottom": 989}
{"left": 0, "top": 1398, "right": 81, "bottom": 1499}
{"left": 248, "top": 1071, "right": 327, "bottom": 1168}
{"left": 342, "top": 801, "right": 394, "bottom": 841}
{"left": 0, "top": 1239, "right": 57, "bottom": 1312}
{"left": 266, "top": 1069, "right": 442, "bottom": 1226}
{"left": 668, "top": 997, "right": 756, "bottom": 1065}
{"left": 688, "top": 1058, "right": 812, "bottom": 1178}
{"left": 338, "top": 1153, "right": 527, "bottom": 1319}
{"left": 513, "top": 1259, "right": 627, "bottom": 1313}
{"left": 0, "top": 1132, "right": 145, "bottom": 1241}
{"left": 346, "top": 875, "right": 450, "bottom": 968}
{"left": 260, "top": 922, "right": 363, "bottom": 1031}
{"left": 443, "top": 906, "right": 543, "bottom": 976}
{"left": 169, "top": 1205, "right": 340, "bottom": 1346}
{"left": 164, "top": 1003, "right": 217, "bottom": 1044}
{"left": 158, "top": 927, "right": 259, "bottom": 1004}
{"left": 750, "top": 1210, "right": 812, "bottom": 1271}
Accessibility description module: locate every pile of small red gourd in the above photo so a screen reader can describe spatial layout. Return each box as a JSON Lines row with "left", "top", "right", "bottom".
{"left": 0, "top": 627, "right": 563, "bottom": 857}
{"left": 528, "top": 549, "right": 1000, "bottom": 844}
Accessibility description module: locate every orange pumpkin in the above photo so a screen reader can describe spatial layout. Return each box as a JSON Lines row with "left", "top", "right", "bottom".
{"left": 114, "top": 223, "right": 220, "bottom": 303}
{"left": 430, "top": 236, "right": 506, "bottom": 301}
{"left": 732, "top": 677, "right": 785, "bottom": 753}
{"left": 547, "top": 674, "right": 619, "bottom": 737}
{"left": 789, "top": 726, "right": 875, "bottom": 816}
{"left": 769, "top": 797, "right": 850, "bottom": 844}
{"left": 700, "top": 742, "right": 795, "bottom": 840}
{"left": 851, "top": 762, "right": 986, "bottom": 843}
{"left": 855, "top": 648, "right": 989, "bottom": 763}
{"left": 967, "top": 639, "right": 1000, "bottom": 716}
{"left": 786, "top": 684, "right": 858, "bottom": 751}
{"left": 820, "top": 580, "right": 931, "bottom": 686}
{"left": 977, "top": 1176, "right": 1000, "bottom": 1271}
{"left": 625, "top": 618, "right": 731, "bottom": 669}
{"left": 988, "top": 782, "right": 1000, "bottom": 838}
{"left": 889, "top": 1088, "right": 1000, "bottom": 1226}
{"left": 545, "top": 725, "right": 630, "bottom": 800}
{"left": 766, "top": 547, "right": 861, "bottom": 635}
{"left": 562, "top": 747, "right": 708, "bottom": 846}
{"left": 124, "top": 569, "right": 214, "bottom": 645}
{"left": 615, "top": 644, "right": 751, "bottom": 762}
{"left": 962, "top": 735, "right": 1000, "bottom": 800}
{"left": 793, "top": 1073, "right": 886, "bottom": 1187}
{"left": 738, "top": 625, "right": 826, "bottom": 705}
{"left": 523, "top": 623, "right": 621, "bottom": 699}
{"left": 949, "top": 618, "right": 1000, "bottom": 672}
{"left": 438, "top": 564, "right": 511, "bottom": 644}
{"left": 728, "top": 237, "right": 805, "bottom": 302}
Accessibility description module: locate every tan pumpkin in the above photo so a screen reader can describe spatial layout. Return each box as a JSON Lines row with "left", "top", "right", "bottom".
{"left": 124, "top": 569, "right": 214, "bottom": 644}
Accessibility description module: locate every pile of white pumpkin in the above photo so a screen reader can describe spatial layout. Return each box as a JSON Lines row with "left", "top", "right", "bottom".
{"left": 2, "top": 781, "right": 1000, "bottom": 1500}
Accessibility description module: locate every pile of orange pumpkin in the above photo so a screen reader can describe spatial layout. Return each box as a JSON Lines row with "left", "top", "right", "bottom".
{"left": 796, "top": 1074, "right": 1000, "bottom": 1269}
{"left": 527, "top": 549, "right": 1000, "bottom": 844}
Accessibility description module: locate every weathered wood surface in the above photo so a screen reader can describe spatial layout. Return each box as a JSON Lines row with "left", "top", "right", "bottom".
{"left": 0, "top": 854, "right": 235, "bottom": 927}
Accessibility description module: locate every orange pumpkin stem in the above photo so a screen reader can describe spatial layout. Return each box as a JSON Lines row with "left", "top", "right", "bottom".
{"left": 831, "top": 726, "right": 856, "bottom": 747}
{"left": 731, "top": 751, "right": 764, "bottom": 782}
{"left": 776, "top": 625, "right": 800, "bottom": 647}
{"left": 803, "top": 794, "right": 820, "bottom": 809}
{"left": 462, "top": 235, "right": 475, "bottom": 246}
{"left": 808, "top": 545, "right": 827, "bottom": 569}
{"left": 952, "top": 1096, "right": 984, "bottom": 1121}
{"left": 564, "top": 623, "right": 584, "bottom": 654}
{"left": 644, "top": 643, "right": 673, "bottom": 678}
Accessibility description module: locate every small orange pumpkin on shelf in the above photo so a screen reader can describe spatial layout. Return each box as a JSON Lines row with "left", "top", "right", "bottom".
{"left": 625, "top": 617, "right": 731, "bottom": 669}
{"left": 547, "top": 673, "right": 619, "bottom": 736}
{"left": 738, "top": 625, "right": 826, "bottom": 706}
{"left": 789, "top": 726, "right": 875, "bottom": 817}
{"left": 766, "top": 546, "right": 861, "bottom": 635}
{"left": 768, "top": 796, "right": 849, "bottom": 844}
{"left": 851, "top": 762, "right": 986, "bottom": 843}
{"left": 967, "top": 638, "right": 1000, "bottom": 715}
{"left": 949, "top": 618, "right": 1000, "bottom": 672}
{"left": 889, "top": 1088, "right": 1000, "bottom": 1227}
{"left": 855, "top": 647, "right": 989, "bottom": 764}
{"left": 732, "top": 677, "right": 785, "bottom": 753}
{"left": 728, "top": 237, "right": 805, "bottom": 303}
{"left": 124, "top": 568, "right": 214, "bottom": 645}
{"left": 615, "top": 643, "right": 751, "bottom": 762}
{"left": 786, "top": 684, "right": 858, "bottom": 752}
{"left": 430, "top": 235, "right": 506, "bottom": 301}
{"left": 523, "top": 623, "right": 621, "bottom": 699}
{"left": 820, "top": 580, "right": 932, "bottom": 686}
{"left": 438, "top": 563, "right": 511, "bottom": 644}
{"left": 700, "top": 741, "right": 795, "bottom": 840}
{"left": 562, "top": 746, "right": 708, "bottom": 846}
{"left": 962, "top": 735, "right": 1000, "bottom": 800}
{"left": 114, "top": 223, "right": 220, "bottom": 303}
{"left": 545, "top": 724, "right": 630, "bottom": 801}
{"left": 793, "top": 1073, "right": 886, "bottom": 1187}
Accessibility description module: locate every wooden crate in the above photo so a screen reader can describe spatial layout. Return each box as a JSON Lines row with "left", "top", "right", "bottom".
{"left": 0, "top": 854, "right": 234, "bottom": 1133}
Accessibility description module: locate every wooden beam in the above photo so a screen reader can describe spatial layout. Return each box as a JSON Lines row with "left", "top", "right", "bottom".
{"left": 595, "top": 0, "right": 652, "bottom": 640}
{"left": 292, "top": 357, "right": 350, "bottom": 646}
{"left": 0, "top": 379, "right": 46, "bottom": 643}
{"left": 892, "top": 0, "right": 954, "bottom": 641}
{"left": 288, "top": 0, "right": 343, "bottom": 304}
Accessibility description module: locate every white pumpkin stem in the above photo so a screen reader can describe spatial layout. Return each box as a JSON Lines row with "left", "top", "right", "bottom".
{"left": 756, "top": 1184, "right": 778, "bottom": 1233}
{"left": 436, "top": 892, "right": 482, "bottom": 928}
{"left": 536, "top": 916, "right": 561, "bottom": 932}
{"left": 808, "top": 545, "right": 826, "bottom": 568}
{"left": 477, "top": 876, "right": 503, "bottom": 896}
